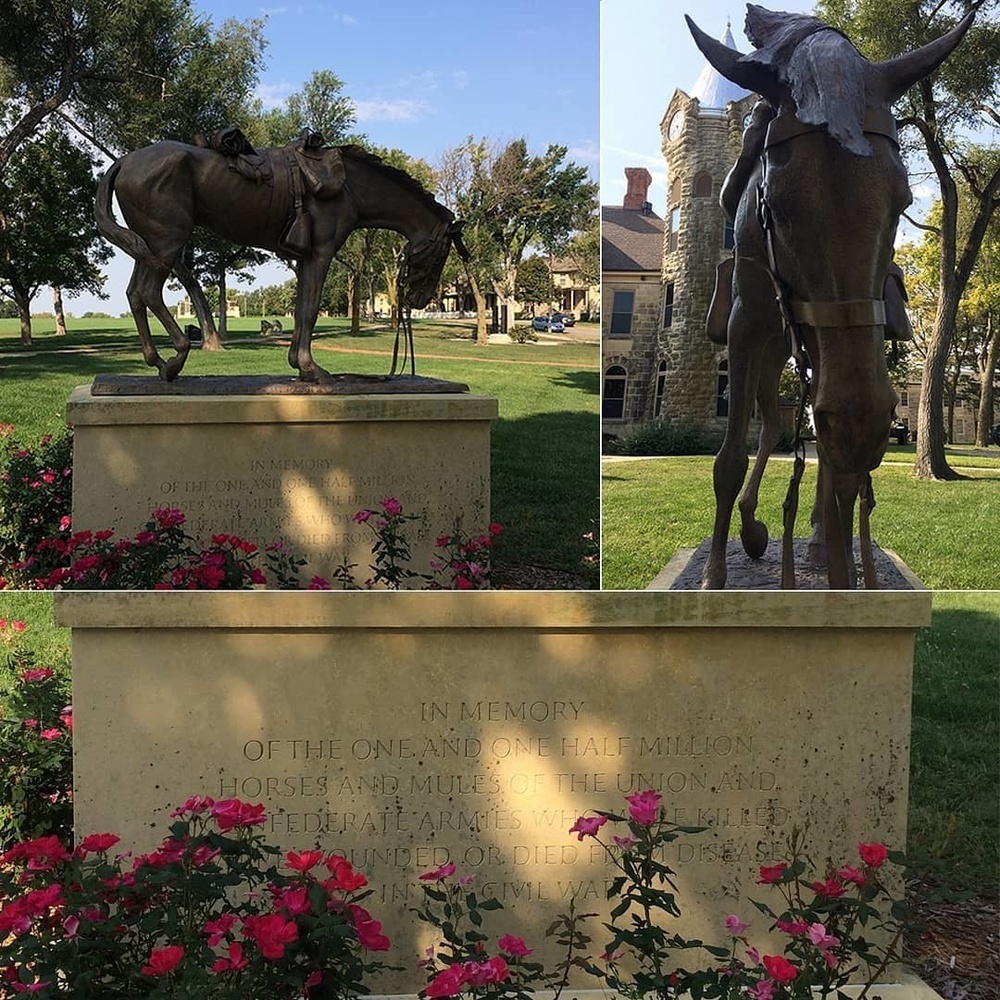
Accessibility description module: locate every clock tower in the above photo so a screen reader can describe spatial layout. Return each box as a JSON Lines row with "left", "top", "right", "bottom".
{"left": 656, "top": 23, "right": 756, "bottom": 427}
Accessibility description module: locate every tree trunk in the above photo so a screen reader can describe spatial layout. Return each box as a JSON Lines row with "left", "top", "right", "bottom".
{"left": 10, "top": 285, "right": 32, "bottom": 345}
{"left": 467, "top": 270, "right": 489, "bottom": 345}
{"left": 349, "top": 271, "right": 361, "bottom": 333}
{"left": 172, "top": 264, "right": 222, "bottom": 350}
{"left": 217, "top": 272, "right": 228, "bottom": 341}
{"left": 976, "top": 314, "right": 997, "bottom": 446}
{"left": 52, "top": 285, "right": 66, "bottom": 335}
{"left": 914, "top": 284, "right": 963, "bottom": 480}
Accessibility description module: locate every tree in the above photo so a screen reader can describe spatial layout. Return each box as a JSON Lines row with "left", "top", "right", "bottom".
{"left": 438, "top": 137, "right": 597, "bottom": 344}
{"left": 817, "top": 0, "right": 1000, "bottom": 478}
{"left": 567, "top": 213, "right": 600, "bottom": 288}
{"left": 255, "top": 70, "right": 359, "bottom": 148}
{"left": 896, "top": 148, "right": 1000, "bottom": 444}
{"left": 0, "top": 128, "right": 111, "bottom": 344}
{"left": 0, "top": 0, "right": 253, "bottom": 172}
{"left": 515, "top": 256, "right": 556, "bottom": 313}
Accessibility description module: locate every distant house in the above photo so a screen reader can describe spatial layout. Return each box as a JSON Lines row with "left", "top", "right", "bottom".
{"left": 602, "top": 24, "right": 756, "bottom": 439}
{"left": 601, "top": 169, "right": 665, "bottom": 425}
{"left": 550, "top": 256, "right": 597, "bottom": 320}
{"left": 176, "top": 297, "right": 241, "bottom": 319}
{"left": 895, "top": 381, "right": 981, "bottom": 444}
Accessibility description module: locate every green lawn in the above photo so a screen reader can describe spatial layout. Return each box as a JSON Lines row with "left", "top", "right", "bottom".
{"left": 0, "top": 317, "right": 600, "bottom": 579}
{"left": 602, "top": 455, "right": 1000, "bottom": 590}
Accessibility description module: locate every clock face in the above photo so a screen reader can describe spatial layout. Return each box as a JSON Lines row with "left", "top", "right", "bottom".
{"left": 667, "top": 111, "right": 684, "bottom": 141}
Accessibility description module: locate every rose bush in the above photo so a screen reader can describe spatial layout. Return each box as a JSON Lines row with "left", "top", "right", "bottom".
{"left": 0, "top": 797, "right": 394, "bottom": 998}
{"left": 0, "top": 619, "right": 72, "bottom": 850}
{"left": 569, "top": 791, "right": 913, "bottom": 1000}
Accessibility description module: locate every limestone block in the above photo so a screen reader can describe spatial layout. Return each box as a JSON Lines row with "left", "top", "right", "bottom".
{"left": 57, "top": 590, "right": 929, "bottom": 993}
{"left": 67, "top": 387, "right": 497, "bottom": 586}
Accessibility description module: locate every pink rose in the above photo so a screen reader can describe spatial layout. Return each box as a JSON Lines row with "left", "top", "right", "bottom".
{"left": 285, "top": 849, "right": 324, "bottom": 872}
{"left": 757, "top": 862, "right": 788, "bottom": 884}
{"left": 141, "top": 944, "right": 185, "bottom": 976}
{"left": 724, "top": 914, "right": 749, "bottom": 936}
{"left": 419, "top": 861, "right": 456, "bottom": 881}
{"left": 498, "top": 934, "right": 532, "bottom": 957}
{"left": 858, "top": 841, "right": 888, "bottom": 867}
{"left": 762, "top": 955, "right": 798, "bottom": 983}
{"left": 569, "top": 814, "right": 608, "bottom": 840}
{"left": 626, "top": 789, "right": 662, "bottom": 825}
{"left": 381, "top": 497, "right": 402, "bottom": 515}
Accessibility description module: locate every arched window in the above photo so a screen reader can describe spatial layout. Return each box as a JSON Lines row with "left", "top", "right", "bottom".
{"left": 653, "top": 361, "right": 668, "bottom": 418}
{"left": 693, "top": 172, "right": 713, "bottom": 198}
{"left": 603, "top": 365, "right": 628, "bottom": 420}
{"left": 669, "top": 178, "right": 681, "bottom": 205}
{"left": 668, "top": 207, "right": 680, "bottom": 252}
{"left": 716, "top": 358, "right": 729, "bottom": 417}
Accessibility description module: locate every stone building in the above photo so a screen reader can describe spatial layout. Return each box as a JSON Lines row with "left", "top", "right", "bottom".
{"left": 602, "top": 25, "right": 755, "bottom": 438}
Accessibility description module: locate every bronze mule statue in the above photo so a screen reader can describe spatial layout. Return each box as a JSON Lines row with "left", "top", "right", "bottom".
{"left": 96, "top": 133, "right": 465, "bottom": 382}
{"left": 687, "top": 5, "right": 974, "bottom": 589}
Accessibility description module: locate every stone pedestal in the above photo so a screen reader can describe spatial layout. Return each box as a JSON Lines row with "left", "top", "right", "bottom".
{"left": 66, "top": 385, "right": 497, "bottom": 585}
{"left": 56, "top": 589, "right": 931, "bottom": 994}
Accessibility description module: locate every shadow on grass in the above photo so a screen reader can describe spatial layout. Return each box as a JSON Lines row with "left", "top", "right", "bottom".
{"left": 548, "top": 370, "right": 600, "bottom": 396}
{"left": 491, "top": 408, "right": 600, "bottom": 572}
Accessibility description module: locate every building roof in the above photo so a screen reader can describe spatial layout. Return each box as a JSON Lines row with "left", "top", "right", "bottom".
{"left": 689, "top": 23, "right": 752, "bottom": 110}
{"left": 601, "top": 205, "right": 663, "bottom": 272}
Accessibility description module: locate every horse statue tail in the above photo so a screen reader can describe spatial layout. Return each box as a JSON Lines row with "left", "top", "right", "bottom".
{"left": 95, "top": 160, "right": 158, "bottom": 265}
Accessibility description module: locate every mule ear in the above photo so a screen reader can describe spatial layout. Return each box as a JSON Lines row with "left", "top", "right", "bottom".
{"left": 685, "top": 14, "right": 783, "bottom": 106}
{"left": 870, "top": 8, "right": 976, "bottom": 104}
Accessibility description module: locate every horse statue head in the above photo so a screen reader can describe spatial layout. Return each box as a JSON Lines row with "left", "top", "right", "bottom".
{"left": 687, "top": 5, "right": 974, "bottom": 588}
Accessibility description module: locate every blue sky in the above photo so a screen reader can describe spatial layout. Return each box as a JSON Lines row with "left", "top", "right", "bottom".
{"left": 601, "top": 0, "right": 815, "bottom": 217}
{"left": 67, "top": 0, "right": 599, "bottom": 315}
{"left": 601, "top": 0, "right": 997, "bottom": 234}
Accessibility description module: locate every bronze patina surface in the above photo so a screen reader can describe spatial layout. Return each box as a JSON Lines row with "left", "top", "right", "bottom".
{"left": 95, "top": 134, "right": 467, "bottom": 384}
{"left": 688, "top": 4, "right": 975, "bottom": 590}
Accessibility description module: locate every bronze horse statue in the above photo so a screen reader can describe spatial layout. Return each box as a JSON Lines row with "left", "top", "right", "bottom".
{"left": 687, "top": 5, "right": 974, "bottom": 589}
{"left": 96, "top": 136, "right": 465, "bottom": 382}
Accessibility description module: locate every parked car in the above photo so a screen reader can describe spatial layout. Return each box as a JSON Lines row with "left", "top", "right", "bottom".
{"left": 530, "top": 314, "right": 564, "bottom": 333}
{"left": 555, "top": 311, "right": 575, "bottom": 327}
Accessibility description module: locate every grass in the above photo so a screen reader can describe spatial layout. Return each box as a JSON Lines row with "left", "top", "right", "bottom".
{"left": 601, "top": 455, "right": 1000, "bottom": 589}
{"left": 0, "top": 317, "right": 600, "bottom": 578}
{"left": 909, "top": 590, "right": 999, "bottom": 895}
{"left": 0, "top": 588, "right": 995, "bottom": 898}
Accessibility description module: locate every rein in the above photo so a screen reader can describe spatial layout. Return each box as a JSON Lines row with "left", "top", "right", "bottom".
{"left": 753, "top": 106, "right": 897, "bottom": 587}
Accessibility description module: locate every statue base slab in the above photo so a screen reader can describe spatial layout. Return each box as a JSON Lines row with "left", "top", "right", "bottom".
{"left": 651, "top": 537, "right": 924, "bottom": 590}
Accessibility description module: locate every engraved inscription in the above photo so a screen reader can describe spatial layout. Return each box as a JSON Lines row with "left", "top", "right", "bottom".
{"left": 221, "top": 698, "right": 794, "bottom": 910}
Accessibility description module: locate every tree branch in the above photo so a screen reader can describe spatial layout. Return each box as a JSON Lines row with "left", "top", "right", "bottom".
{"left": 53, "top": 110, "right": 119, "bottom": 160}
{"left": 903, "top": 210, "right": 940, "bottom": 234}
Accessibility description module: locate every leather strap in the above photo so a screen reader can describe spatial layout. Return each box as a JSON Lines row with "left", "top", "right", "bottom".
{"left": 792, "top": 297, "right": 887, "bottom": 327}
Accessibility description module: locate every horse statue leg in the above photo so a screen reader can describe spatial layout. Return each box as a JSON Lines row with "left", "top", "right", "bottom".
{"left": 737, "top": 335, "right": 787, "bottom": 559}
{"left": 702, "top": 307, "right": 761, "bottom": 589}
{"left": 820, "top": 467, "right": 860, "bottom": 589}
{"left": 126, "top": 259, "right": 190, "bottom": 381}
{"left": 289, "top": 253, "right": 334, "bottom": 382}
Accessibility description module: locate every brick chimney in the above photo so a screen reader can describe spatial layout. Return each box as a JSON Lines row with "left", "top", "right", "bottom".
{"left": 623, "top": 167, "right": 652, "bottom": 210}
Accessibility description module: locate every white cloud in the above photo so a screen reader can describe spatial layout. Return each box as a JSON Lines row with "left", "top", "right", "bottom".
{"left": 910, "top": 181, "right": 937, "bottom": 201}
{"left": 395, "top": 70, "right": 440, "bottom": 93}
{"left": 351, "top": 98, "right": 432, "bottom": 123}
{"left": 569, "top": 141, "right": 599, "bottom": 163}
{"left": 255, "top": 82, "right": 296, "bottom": 109}
{"left": 452, "top": 69, "right": 469, "bottom": 89}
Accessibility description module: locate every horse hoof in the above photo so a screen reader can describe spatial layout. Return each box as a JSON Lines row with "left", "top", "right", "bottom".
{"left": 740, "top": 521, "right": 769, "bottom": 559}
{"left": 163, "top": 354, "right": 187, "bottom": 381}
{"left": 701, "top": 564, "right": 727, "bottom": 589}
